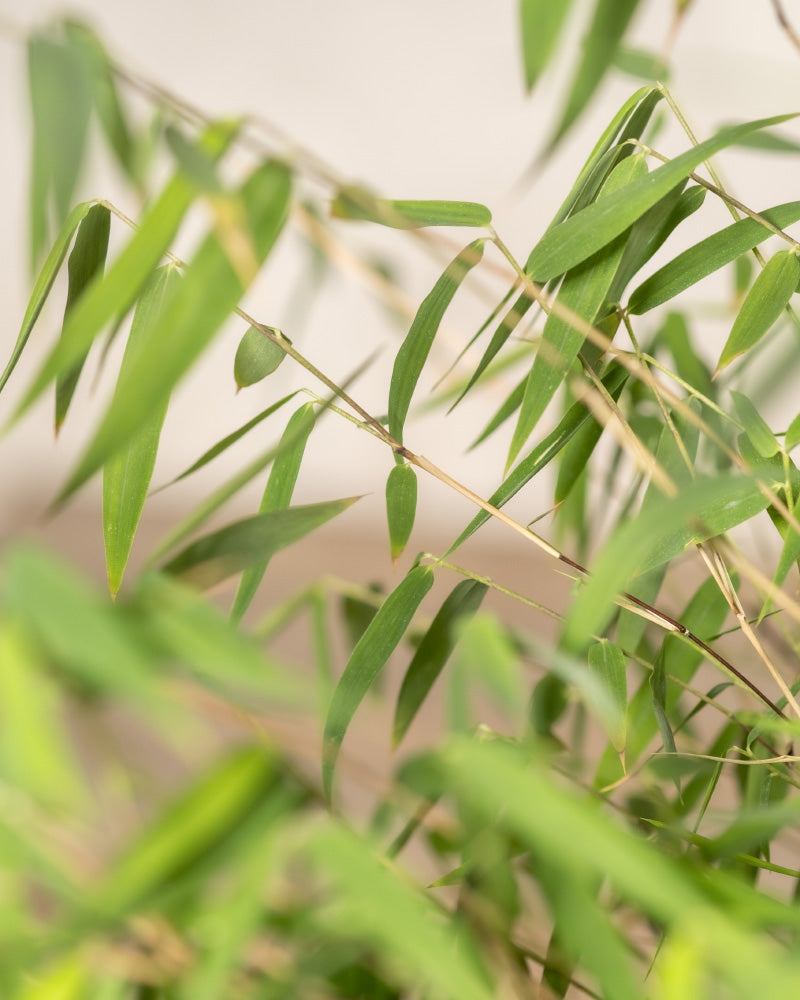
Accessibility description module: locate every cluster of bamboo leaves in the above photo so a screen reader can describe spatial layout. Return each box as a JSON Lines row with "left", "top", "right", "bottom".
{"left": 5, "top": 4, "right": 800, "bottom": 998}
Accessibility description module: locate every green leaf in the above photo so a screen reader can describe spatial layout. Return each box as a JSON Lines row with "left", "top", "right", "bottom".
{"left": 103, "top": 267, "right": 180, "bottom": 597}
{"left": 165, "top": 123, "right": 224, "bottom": 193}
{"left": 731, "top": 390, "right": 780, "bottom": 458}
{"left": 507, "top": 154, "right": 646, "bottom": 467}
{"left": 612, "top": 45, "right": 669, "bottom": 81}
{"left": 786, "top": 411, "right": 800, "bottom": 452}
{"left": 716, "top": 249, "right": 800, "bottom": 375}
{"left": 57, "top": 158, "right": 291, "bottom": 502}
{"left": 563, "top": 474, "right": 769, "bottom": 650}
{"left": 323, "top": 565, "right": 434, "bottom": 801}
{"left": 519, "top": 0, "right": 576, "bottom": 91}
{"left": 386, "top": 463, "right": 418, "bottom": 564}
{"left": 233, "top": 324, "right": 288, "bottom": 388}
{"left": 162, "top": 496, "right": 359, "bottom": 590}
{"left": 449, "top": 363, "right": 628, "bottom": 553}
{"left": 55, "top": 202, "right": 111, "bottom": 429}
{"left": 548, "top": 0, "right": 641, "bottom": 148}
{"left": 388, "top": 239, "right": 484, "bottom": 443}
{"left": 629, "top": 200, "right": 800, "bottom": 314}
{"left": 588, "top": 640, "right": 627, "bottom": 753}
{"left": 393, "top": 579, "right": 488, "bottom": 747}
{"left": 14, "top": 120, "right": 238, "bottom": 421}
{"left": 230, "top": 402, "right": 317, "bottom": 621}
{"left": 650, "top": 649, "right": 678, "bottom": 755}
{"left": 332, "top": 190, "right": 491, "bottom": 229}
{"left": 527, "top": 113, "right": 800, "bottom": 283}
{"left": 0, "top": 200, "right": 94, "bottom": 396}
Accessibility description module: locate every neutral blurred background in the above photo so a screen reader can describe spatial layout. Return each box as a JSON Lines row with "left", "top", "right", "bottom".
{"left": 2, "top": 0, "right": 800, "bottom": 587}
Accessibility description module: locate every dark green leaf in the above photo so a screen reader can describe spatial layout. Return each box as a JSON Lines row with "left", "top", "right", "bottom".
{"left": 323, "top": 565, "right": 434, "bottom": 801}
{"left": 388, "top": 240, "right": 484, "bottom": 443}
{"left": 588, "top": 640, "right": 627, "bottom": 753}
{"left": 386, "top": 463, "right": 418, "bottom": 564}
{"left": 629, "top": 200, "right": 800, "bottom": 314}
{"left": 393, "top": 579, "right": 488, "bottom": 747}
{"left": 332, "top": 190, "right": 491, "bottom": 229}
{"left": 716, "top": 250, "right": 800, "bottom": 374}
{"left": 162, "top": 496, "right": 359, "bottom": 589}
{"left": 230, "top": 402, "right": 317, "bottom": 621}
{"left": 519, "top": 0, "right": 576, "bottom": 91}
{"left": 650, "top": 650, "right": 677, "bottom": 754}
{"left": 233, "top": 325, "right": 288, "bottom": 388}
{"left": 55, "top": 202, "right": 111, "bottom": 429}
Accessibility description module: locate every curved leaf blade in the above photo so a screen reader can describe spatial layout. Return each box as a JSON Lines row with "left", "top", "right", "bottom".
{"left": 233, "top": 324, "right": 288, "bottom": 388}
{"left": 588, "top": 639, "right": 627, "bottom": 754}
{"left": 519, "top": 0, "right": 576, "bottom": 92}
{"left": 323, "top": 565, "right": 434, "bottom": 801}
{"left": 386, "top": 462, "right": 418, "bottom": 564}
{"left": 332, "top": 191, "right": 491, "bottom": 229}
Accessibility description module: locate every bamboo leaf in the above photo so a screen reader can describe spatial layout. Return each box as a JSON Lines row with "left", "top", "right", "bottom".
{"left": 0, "top": 200, "right": 94, "bottom": 396}
{"left": 629, "top": 200, "right": 800, "bottom": 314}
{"left": 386, "top": 463, "right": 418, "bottom": 564}
{"left": 55, "top": 202, "right": 111, "bottom": 429}
{"left": 103, "top": 267, "right": 180, "bottom": 597}
{"left": 588, "top": 640, "right": 627, "bottom": 754}
{"left": 716, "top": 249, "right": 800, "bottom": 375}
{"left": 332, "top": 190, "right": 491, "bottom": 229}
{"left": 230, "top": 402, "right": 317, "bottom": 622}
{"left": 612, "top": 45, "right": 669, "bottom": 81}
{"left": 323, "top": 565, "right": 434, "bottom": 801}
{"left": 548, "top": 0, "right": 641, "bottom": 148}
{"left": 388, "top": 240, "right": 484, "bottom": 443}
{"left": 527, "top": 114, "right": 800, "bottom": 283}
{"left": 165, "top": 123, "right": 224, "bottom": 194}
{"left": 650, "top": 649, "right": 678, "bottom": 755}
{"left": 233, "top": 325, "right": 288, "bottom": 388}
{"left": 507, "top": 154, "right": 645, "bottom": 467}
{"left": 519, "top": 0, "right": 576, "bottom": 91}
{"left": 162, "top": 496, "right": 359, "bottom": 590}
{"left": 393, "top": 579, "right": 488, "bottom": 747}
{"left": 731, "top": 390, "right": 780, "bottom": 458}
{"left": 786, "top": 411, "right": 800, "bottom": 452}
{"left": 57, "top": 158, "right": 290, "bottom": 503}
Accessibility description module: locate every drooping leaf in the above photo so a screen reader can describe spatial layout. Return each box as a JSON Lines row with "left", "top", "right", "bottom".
{"left": 386, "top": 463, "right": 418, "bottom": 564}
{"left": 612, "top": 45, "right": 669, "bottom": 81}
{"left": 716, "top": 249, "right": 800, "bottom": 375}
{"left": 332, "top": 190, "right": 491, "bottom": 229}
{"left": 323, "top": 565, "right": 434, "bottom": 801}
{"left": 519, "top": 0, "right": 576, "bottom": 92}
{"left": 731, "top": 390, "right": 780, "bottom": 458}
{"left": 165, "top": 123, "right": 224, "bottom": 194}
{"left": 161, "top": 496, "right": 359, "bottom": 590}
{"left": 103, "top": 266, "right": 181, "bottom": 597}
{"left": 650, "top": 649, "right": 678, "bottom": 755}
{"left": 233, "top": 325, "right": 288, "bottom": 388}
{"left": 527, "top": 114, "right": 800, "bottom": 283}
{"left": 628, "top": 200, "right": 800, "bottom": 314}
{"left": 57, "top": 158, "right": 291, "bottom": 502}
{"left": 55, "top": 202, "right": 111, "bottom": 429}
{"left": 588, "top": 640, "right": 627, "bottom": 754}
{"left": 393, "top": 579, "right": 488, "bottom": 747}
{"left": 388, "top": 240, "right": 484, "bottom": 443}
{"left": 0, "top": 200, "right": 95, "bottom": 396}
{"left": 230, "top": 402, "right": 317, "bottom": 622}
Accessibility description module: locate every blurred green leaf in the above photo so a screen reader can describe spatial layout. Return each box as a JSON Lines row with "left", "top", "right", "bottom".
{"left": 103, "top": 266, "right": 180, "bottom": 597}
{"left": 230, "top": 402, "right": 317, "bottom": 621}
{"left": 386, "top": 463, "right": 418, "bottom": 564}
{"left": 612, "top": 45, "right": 669, "bottom": 81}
{"left": 786, "top": 410, "right": 800, "bottom": 452}
{"left": 0, "top": 200, "right": 94, "bottom": 396}
{"left": 162, "top": 495, "right": 359, "bottom": 589}
{"left": 55, "top": 202, "right": 111, "bottom": 429}
{"left": 519, "top": 0, "right": 576, "bottom": 91}
{"left": 323, "top": 565, "right": 434, "bottom": 801}
{"left": 731, "top": 390, "right": 780, "bottom": 458}
{"left": 165, "top": 123, "right": 224, "bottom": 193}
{"left": 332, "top": 190, "right": 491, "bottom": 228}
{"left": 629, "top": 200, "right": 800, "bottom": 314}
{"left": 389, "top": 239, "right": 484, "bottom": 443}
{"left": 716, "top": 249, "right": 800, "bottom": 375}
{"left": 588, "top": 640, "right": 627, "bottom": 754}
{"left": 528, "top": 114, "right": 800, "bottom": 283}
{"left": 233, "top": 324, "right": 288, "bottom": 388}
{"left": 393, "top": 579, "right": 488, "bottom": 747}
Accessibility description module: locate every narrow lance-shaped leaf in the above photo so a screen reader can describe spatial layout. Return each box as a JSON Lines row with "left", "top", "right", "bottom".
{"left": 629, "top": 200, "right": 800, "bottom": 314}
{"left": 527, "top": 113, "right": 800, "bottom": 283}
{"left": 103, "top": 266, "right": 181, "bottom": 598}
{"left": 588, "top": 640, "right": 627, "bottom": 756}
{"left": 161, "top": 496, "right": 360, "bottom": 591}
{"left": 12, "top": 119, "right": 238, "bottom": 424}
{"left": 55, "top": 202, "right": 111, "bottom": 429}
{"left": 323, "top": 565, "right": 434, "bottom": 802}
{"left": 519, "top": 0, "right": 576, "bottom": 92}
{"left": 731, "top": 390, "right": 780, "bottom": 458}
{"left": 386, "top": 462, "right": 418, "bottom": 564}
{"left": 506, "top": 154, "right": 646, "bottom": 468}
{"left": 0, "top": 200, "right": 95, "bottom": 396}
{"left": 389, "top": 240, "right": 484, "bottom": 443}
{"left": 234, "top": 325, "right": 288, "bottom": 388}
{"left": 230, "top": 402, "right": 317, "bottom": 622}
{"left": 56, "top": 158, "right": 291, "bottom": 503}
{"left": 332, "top": 190, "right": 491, "bottom": 229}
{"left": 393, "top": 579, "right": 488, "bottom": 747}
{"left": 715, "top": 249, "right": 800, "bottom": 376}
